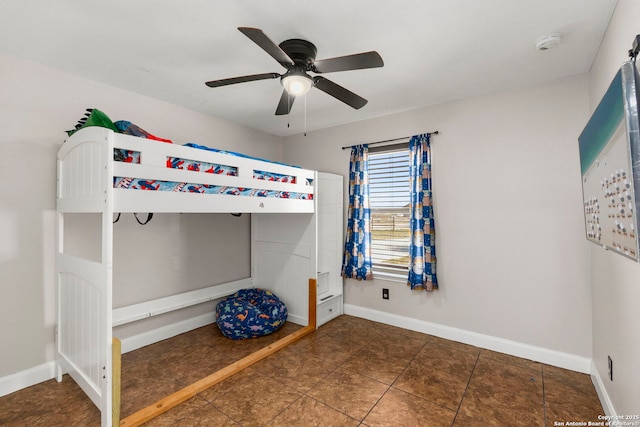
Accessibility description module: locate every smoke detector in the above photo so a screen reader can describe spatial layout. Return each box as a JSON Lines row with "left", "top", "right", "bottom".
{"left": 536, "top": 34, "right": 562, "bottom": 51}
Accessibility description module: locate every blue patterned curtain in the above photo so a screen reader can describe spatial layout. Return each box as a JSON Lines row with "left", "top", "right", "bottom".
{"left": 407, "top": 134, "right": 438, "bottom": 291}
{"left": 341, "top": 145, "right": 373, "bottom": 280}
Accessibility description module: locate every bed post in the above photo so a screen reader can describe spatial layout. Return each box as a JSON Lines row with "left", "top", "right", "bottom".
{"left": 112, "top": 337, "right": 122, "bottom": 426}
{"left": 119, "top": 278, "right": 318, "bottom": 427}
{"left": 308, "top": 277, "right": 317, "bottom": 329}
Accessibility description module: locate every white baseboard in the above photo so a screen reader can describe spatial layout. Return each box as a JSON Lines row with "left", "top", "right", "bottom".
{"left": 344, "top": 304, "right": 592, "bottom": 374}
{"left": 3, "top": 304, "right": 596, "bottom": 399}
{"left": 0, "top": 361, "right": 56, "bottom": 398}
{"left": 591, "top": 360, "right": 616, "bottom": 417}
{"left": 119, "top": 311, "right": 217, "bottom": 354}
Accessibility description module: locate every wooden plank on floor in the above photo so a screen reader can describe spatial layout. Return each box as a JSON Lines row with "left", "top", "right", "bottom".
{"left": 112, "top": 337, "right": 122, "bottom": 427}
{"left": 120, "top": 278, "right": 318, "bottom": 427}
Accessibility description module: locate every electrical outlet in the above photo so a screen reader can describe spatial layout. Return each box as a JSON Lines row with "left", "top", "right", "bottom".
{"left": 382, "top": 288, "right": 389, "bottom": 300}
{"left": 608, "top": 356, "right": 613, "bottom": 381}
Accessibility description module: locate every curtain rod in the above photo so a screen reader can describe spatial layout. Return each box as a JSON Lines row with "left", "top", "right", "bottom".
{"left": 341, "top": 131, "right": 439, "bottom": 150}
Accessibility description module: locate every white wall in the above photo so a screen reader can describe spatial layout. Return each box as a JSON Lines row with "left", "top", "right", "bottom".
{"left": 586, "top": 0, "right": 640, "bottom": 415}
{"left": 283, "top": 74, "right": 593, "bottom": 364}
{"left": 0, "top": 52, "right": 283, "bottom": 379}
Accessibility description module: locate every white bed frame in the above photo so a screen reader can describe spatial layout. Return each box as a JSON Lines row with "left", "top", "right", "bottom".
{"left": 55, "top": 127, "right": 319, "bottom": 426}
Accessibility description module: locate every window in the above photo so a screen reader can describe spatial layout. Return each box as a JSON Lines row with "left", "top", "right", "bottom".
{"left": 368, "top": 147, "right": 410, "bottom": 276}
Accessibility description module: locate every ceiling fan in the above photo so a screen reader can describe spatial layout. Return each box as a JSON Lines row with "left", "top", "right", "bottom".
{"left": 205, "top": 27, "right": 384, "bottom": 115}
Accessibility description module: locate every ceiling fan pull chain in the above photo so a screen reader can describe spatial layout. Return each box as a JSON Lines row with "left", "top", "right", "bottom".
{"left": 304, "top": 94, "right": 307, "bottom": 136}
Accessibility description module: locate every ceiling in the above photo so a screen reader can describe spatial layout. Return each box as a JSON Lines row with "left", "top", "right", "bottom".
{"left": 0, "top": 0, "right": 619, "bottom": 137}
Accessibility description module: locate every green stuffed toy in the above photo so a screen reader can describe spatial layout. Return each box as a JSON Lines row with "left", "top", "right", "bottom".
{"left": 66, "top": 108, "right": 118, "bottom": 136}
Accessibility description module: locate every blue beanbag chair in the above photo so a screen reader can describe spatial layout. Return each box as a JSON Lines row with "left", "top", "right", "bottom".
{"left": 215, "top": 288, "right": 288, "bottom": 340}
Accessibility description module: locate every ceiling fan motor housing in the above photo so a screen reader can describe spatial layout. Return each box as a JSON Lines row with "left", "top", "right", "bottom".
{"left": 278, "top": 39, "right": 318, "bottom": 68}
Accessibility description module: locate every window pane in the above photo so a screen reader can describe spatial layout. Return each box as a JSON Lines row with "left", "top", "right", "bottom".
{"left": 369, "top": 149, "right": 410, "bottom": 273}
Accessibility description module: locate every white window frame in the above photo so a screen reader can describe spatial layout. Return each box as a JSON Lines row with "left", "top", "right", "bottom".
{"left": 368, "top": 144, "right": 411, "bottom": 280}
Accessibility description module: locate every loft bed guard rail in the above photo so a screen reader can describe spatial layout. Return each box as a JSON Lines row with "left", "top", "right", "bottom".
{"left": 57, "top": 126, "right": 315, "bottom": 214}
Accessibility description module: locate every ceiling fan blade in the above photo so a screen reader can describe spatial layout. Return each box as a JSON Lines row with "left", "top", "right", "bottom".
{"left": 312, "top": 51, "right": 383, "bottom": 73}
{"left": 275, "top": 90, "right": 296, "bottom": 115}
{"left": 313, "top": 76, "right": 368, "bottom": 109}
{"left": 238, "top": 27, "right": 295, "bottom": 67}
{"left": 205, "top": 72, "right": 280, "bottom": 88}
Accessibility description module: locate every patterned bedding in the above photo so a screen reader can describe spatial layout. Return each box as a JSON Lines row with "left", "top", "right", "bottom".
{"left": 113, "top": 145, "right": 313, "bottom": 200}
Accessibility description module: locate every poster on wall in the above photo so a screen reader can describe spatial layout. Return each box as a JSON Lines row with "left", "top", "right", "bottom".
{"left": 578, "top": 60, "right": 640, "bottom": 261}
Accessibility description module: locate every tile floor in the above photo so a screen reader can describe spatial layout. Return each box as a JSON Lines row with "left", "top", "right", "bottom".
{"left": 0, "top": 315, "right": 604, "bottom": 426}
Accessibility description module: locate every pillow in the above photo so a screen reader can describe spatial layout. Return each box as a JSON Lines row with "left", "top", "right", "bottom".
{"left": 114, "top": 120, "right": 172, "bottom": 143}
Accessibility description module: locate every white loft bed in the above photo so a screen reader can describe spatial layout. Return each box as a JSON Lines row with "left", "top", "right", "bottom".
{"left": 55, "top": 126, "right": 319, "bottom": 426}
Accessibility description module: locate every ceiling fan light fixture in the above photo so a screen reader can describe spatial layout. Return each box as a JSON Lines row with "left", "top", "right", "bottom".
{"left": 282, "top": 73, "right": 313, "bottom": 96}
